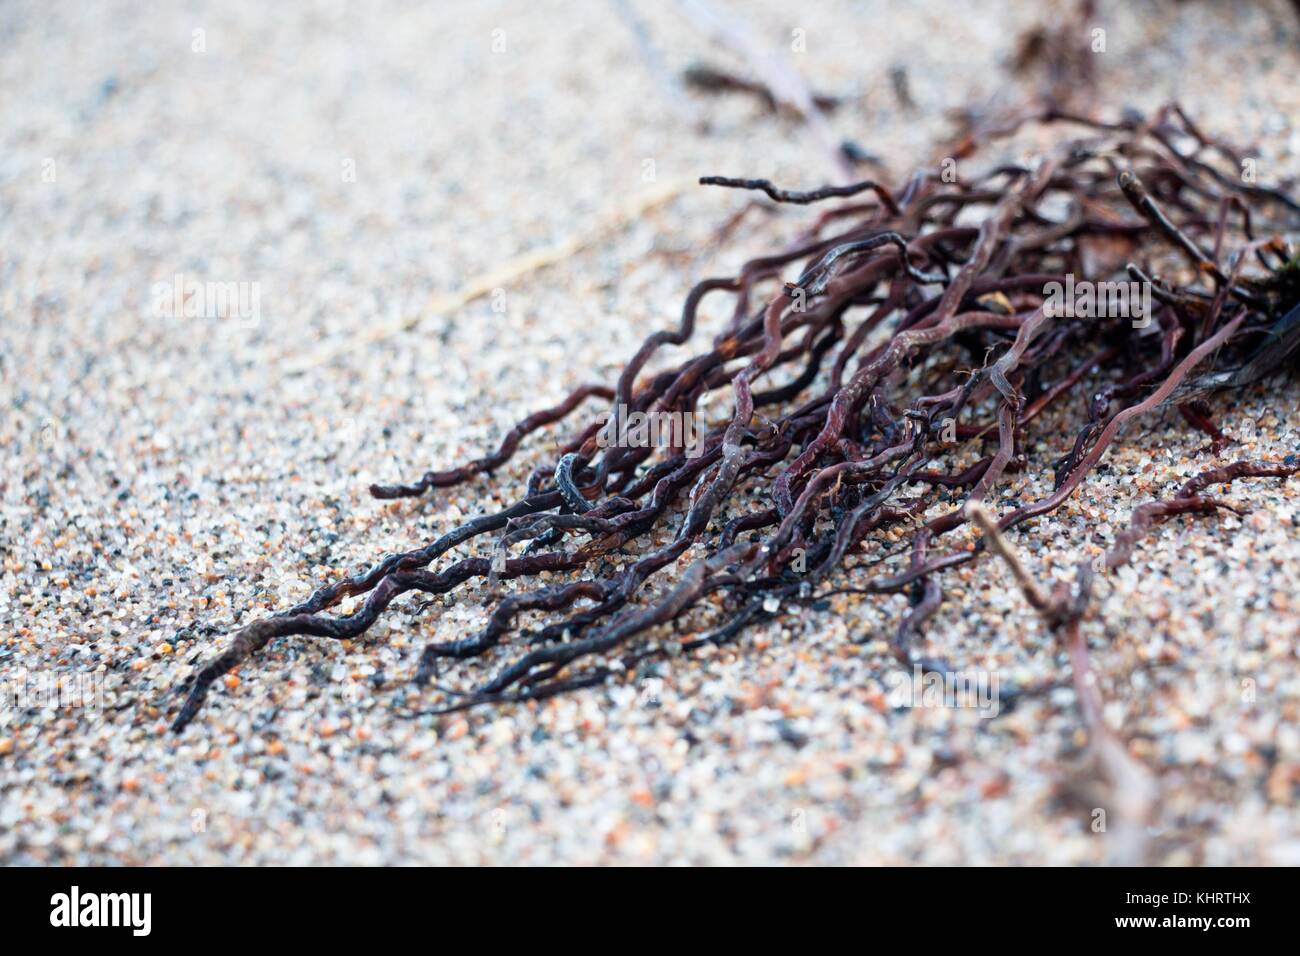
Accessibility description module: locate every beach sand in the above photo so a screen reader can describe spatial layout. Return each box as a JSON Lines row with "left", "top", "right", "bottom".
{"left": 2, "top": 0, "right": 1299, "bottom": 864}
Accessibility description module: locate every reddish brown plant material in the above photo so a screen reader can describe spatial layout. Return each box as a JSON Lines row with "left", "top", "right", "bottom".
{"left": 172, "top": 105, "right": 1300, "bottom": 732}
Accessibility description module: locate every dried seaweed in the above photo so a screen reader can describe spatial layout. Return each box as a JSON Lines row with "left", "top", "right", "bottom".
{"left": 172, "top": 104, "right": 1300, "bottom": 733}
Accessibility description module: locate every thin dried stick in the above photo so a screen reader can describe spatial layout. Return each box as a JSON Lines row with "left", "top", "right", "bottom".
{"left": 284, "top": 177, "right": 692, "bottom": 375}
{"left": 966, "top": 501, "right": 1156, "bottom": 865}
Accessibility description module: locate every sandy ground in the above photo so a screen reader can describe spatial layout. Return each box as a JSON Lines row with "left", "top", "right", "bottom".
{"left": 2, "top": 0, "right": 1299, "bottom": 865}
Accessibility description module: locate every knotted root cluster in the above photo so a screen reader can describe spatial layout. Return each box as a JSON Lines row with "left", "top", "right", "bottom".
{"left": 172, "top": 104, "right": 1300, "bottom": 732}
